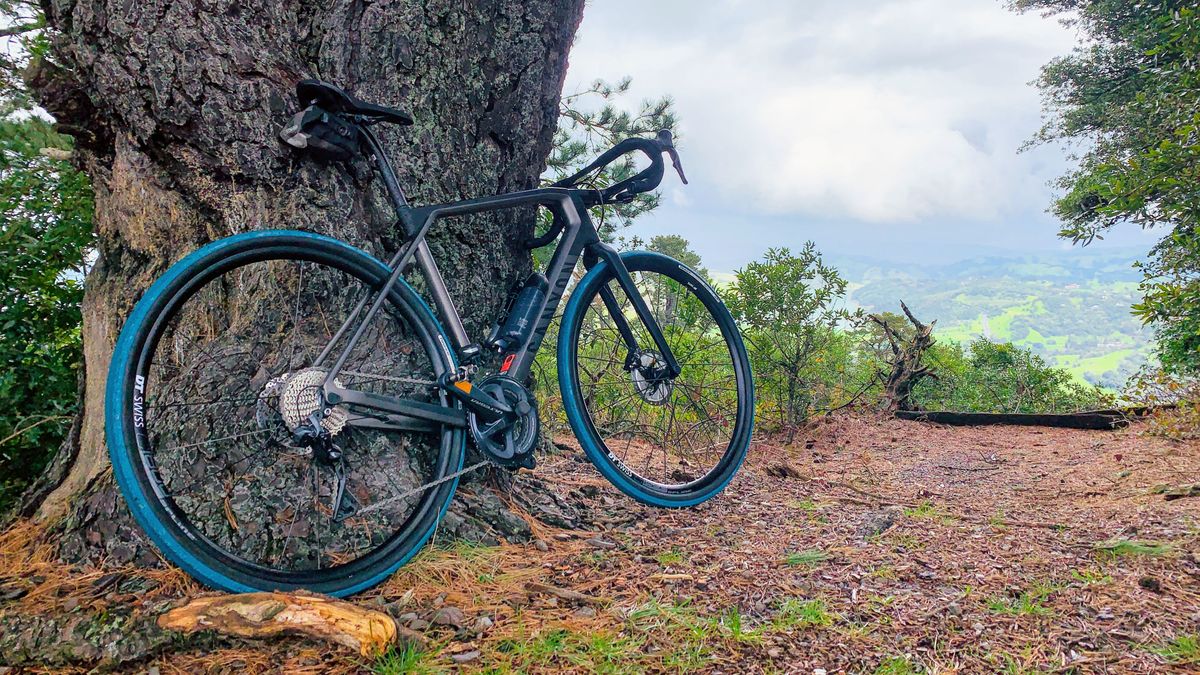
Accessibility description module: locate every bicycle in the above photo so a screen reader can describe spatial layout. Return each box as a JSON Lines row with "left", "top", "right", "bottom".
{"left": 105, "top": 80, "right": 754, "bottom": 596}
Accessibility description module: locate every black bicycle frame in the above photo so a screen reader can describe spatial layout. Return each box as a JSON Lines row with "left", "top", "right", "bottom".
{"left": 314, "top": 125, "right": 681, "bottom": 433}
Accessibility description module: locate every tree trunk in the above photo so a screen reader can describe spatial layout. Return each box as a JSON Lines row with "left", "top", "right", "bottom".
{"left": 872, "top": 302, "right": 937, "bottom": 413}
{"left": 29, "top": 0, "right": 585, "bottom": 563}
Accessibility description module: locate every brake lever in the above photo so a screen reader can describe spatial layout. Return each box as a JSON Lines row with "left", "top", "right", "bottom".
{"left": 666, "top": 147, "right": 688, "bottom": 185}
{"left": 654, "top": 129, "right": 689, "bottom": 185}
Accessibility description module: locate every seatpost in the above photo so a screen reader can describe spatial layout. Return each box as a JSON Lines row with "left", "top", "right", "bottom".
{"left": 358, "top": 125, "right": 414, "bottom": 232}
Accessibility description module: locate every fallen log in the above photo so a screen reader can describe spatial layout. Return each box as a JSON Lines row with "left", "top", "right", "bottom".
{"left": 158, "top": 591, "right": 422, "bottom": 656}
{"left": 895, "top": 410, "right": 1128, "bottom": 430}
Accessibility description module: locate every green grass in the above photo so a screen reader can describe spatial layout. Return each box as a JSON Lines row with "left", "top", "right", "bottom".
{"left": 772, "top": 598, "right": 833, "bottom": 630}
{"left": 985, "top": 582, "right": 1059, "bottom": 617}
{"left": 868, "top": 564, "right": 898, "bottom": 580}
{"left": 1093, "top": 539, "right": 1172, "bottom": 558}
{"left": 1149, "top": 634, "right": 1200, "bottom": 664}
{"left": 784, "top": 549, "right": 829, "bottom": 567}
{"left": 717, "top": 607, "right": 762, "bottom": 644}
{"left": 903, "top": 500, "right": 953, "bottom": 524}
{"left": 1069, "top": 567, "right": 1112, "bottom": 586}
{"left": 491, "top": 627, "right": 646, "bottom": 673}
{"left": 626, "top": 598, "right": 717, "bottom": 669}
{"left": 655, "top": 546, "right": 685, "bottom": 566}
{"left": 874, "top": 655, "right": 922, "bottom": 674}
{"left": 992, "top": 651, "right": 1052, "bottom": 675}
{"left": 788, "top": 498, "right": 822, "bottom": 512}
{"left": 372, "top": 643, "right": 440, "bottom": 675}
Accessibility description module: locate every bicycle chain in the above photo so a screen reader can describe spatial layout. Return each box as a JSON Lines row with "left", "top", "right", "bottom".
{"left": 352, "top": 459, "right": 490, "bottom": 517}
{"left": 308, "top": 369, "right": 481, "bottom": 518}
{"left": 337, "top": 370, "right": 436, "bottom": 387}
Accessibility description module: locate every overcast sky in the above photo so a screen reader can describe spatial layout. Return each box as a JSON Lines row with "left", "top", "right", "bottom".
{"left": 564, "top": 0, "right": 1158, "bottom": 271}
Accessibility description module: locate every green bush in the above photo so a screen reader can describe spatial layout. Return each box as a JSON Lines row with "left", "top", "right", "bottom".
{"left": 723, "top": 244, "right": 868, "bottom": 432}
{"left": 913, "top": 338, "right": 1113, "bottom": 413}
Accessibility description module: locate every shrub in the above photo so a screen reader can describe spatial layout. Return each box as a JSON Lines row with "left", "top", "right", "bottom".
{"left": 913, "top": 338, "right": 1113, "bottom": 413}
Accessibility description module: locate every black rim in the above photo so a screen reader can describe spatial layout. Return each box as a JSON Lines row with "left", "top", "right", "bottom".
{"left": 124, "top": 244, "right": 459, "bottom": 585}
{"left": 570, "top": 257, "right": 751, "bottom": 495}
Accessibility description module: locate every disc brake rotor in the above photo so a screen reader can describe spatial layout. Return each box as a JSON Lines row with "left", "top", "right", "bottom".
{"left": 630, "top": 351, "right": 672, "bottom": 405}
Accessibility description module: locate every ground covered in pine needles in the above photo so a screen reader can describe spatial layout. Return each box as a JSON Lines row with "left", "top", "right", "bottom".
{"left": 2, "top": 413, "right": 1199, "bottom": 673}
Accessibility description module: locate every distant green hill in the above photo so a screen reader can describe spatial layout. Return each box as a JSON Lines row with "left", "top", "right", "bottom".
{"left": 832, "top": 248, "right": 1152, "bottom": 390}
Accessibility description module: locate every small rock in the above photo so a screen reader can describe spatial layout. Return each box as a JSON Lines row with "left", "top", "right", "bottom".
{"left": 574, "top": 606, "right": 597, "bottom": 618}
{"left": 813, "top": 669, "right": 828, "bottom": 675}
{"left": 62, "top": 597, "right": 79, "bottom": 612}
{"left": 972, "top": 622, "right": 985, "bottom": 635}
{"left": 586, "top": 537, "right": 617, "bottom": 550}
{"left": 917, "top": 570, "right": 936, "bottom": 580}
{"left": 946, "top": 603, "right": 962, "bottom": 618}
{"left": 534, "top": 539, "right": 549, "bottom": 552}
{"left": 1138, "top": 576, "right": 1163, "bottom": 593}
{"left": 398, "top": 612, "right": 419, "bottom": 623}
{"left": 408, "top": 618, "right": 430, "bottom": 630}
{"left": 431, "top": 606, "right": 466, "bottom": 628}
{"left": 451, "top": 650, "right": 481, "bottom": 664}
{"left": 857, "top": 507, "right": 901, "bottom": 539}
{"left": 768, "top": 647, "right": 782, "bottom": 658}
{"left": 148, "top": 668, "right": 160, "bottom": 675}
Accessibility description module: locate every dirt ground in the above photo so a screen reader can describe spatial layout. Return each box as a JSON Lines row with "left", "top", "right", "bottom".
{"left": 2, "top": 414, "right": 1199, "bottom": 673}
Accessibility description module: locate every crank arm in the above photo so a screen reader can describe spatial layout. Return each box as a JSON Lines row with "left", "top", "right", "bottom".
{"left": 323, "top": 384, "right": 468, "bottom": 428}
{"left": 437, "top": 374, "right": 513, "bottom": 424}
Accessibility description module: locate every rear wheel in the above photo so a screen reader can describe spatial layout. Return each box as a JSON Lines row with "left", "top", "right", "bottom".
{"left": 558, "top": 251, "right": 754, "bottom": 507}
{"left": 106, "top": 230, "right": 464, "bottom": 596}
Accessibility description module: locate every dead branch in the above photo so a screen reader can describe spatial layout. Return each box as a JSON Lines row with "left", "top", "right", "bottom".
{"left": 524, "top": 581, "right": 607, "bottom": 606}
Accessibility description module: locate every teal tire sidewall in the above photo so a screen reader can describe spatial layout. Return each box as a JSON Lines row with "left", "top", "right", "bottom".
{"left": 557, "top": 251, "right": 754, "bottom": 508}
{"left": 105, "top": 230, "right": 464, "bottom": 597}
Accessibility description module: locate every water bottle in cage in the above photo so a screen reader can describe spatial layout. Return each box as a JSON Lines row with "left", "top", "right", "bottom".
{"left": 487, "top": 273, "right": 549, "bottom": 352}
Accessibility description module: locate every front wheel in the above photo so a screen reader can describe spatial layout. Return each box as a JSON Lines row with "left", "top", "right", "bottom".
{"left": 558, "top": 252, "right": 754, "bottom": 507}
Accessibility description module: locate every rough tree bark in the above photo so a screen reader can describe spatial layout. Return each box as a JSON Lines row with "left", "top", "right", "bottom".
{"left": 871, "top": 301, "right": 936, "bottom": 413}
{"left": 27, "top": 0, "right": 586, "bottom": 563}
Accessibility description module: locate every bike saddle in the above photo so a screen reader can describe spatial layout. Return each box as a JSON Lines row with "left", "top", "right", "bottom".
{"left": 295, "top": 79, "right": 414, "bottom": 127}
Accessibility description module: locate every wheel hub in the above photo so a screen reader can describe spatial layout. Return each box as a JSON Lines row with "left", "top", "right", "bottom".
{"left": 630, "top": 351, "right": 673, "bottom": 405}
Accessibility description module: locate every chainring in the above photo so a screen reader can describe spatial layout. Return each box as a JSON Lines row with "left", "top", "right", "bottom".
{"left": 468, "top": 375, "right": 539, "bottom": 469}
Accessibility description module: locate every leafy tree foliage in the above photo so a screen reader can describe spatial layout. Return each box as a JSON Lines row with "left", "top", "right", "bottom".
{"left": 543, "top": 78, "right": 678, "bottom": 240}
{"left": 0, "top": 117, "right": 93, "bottom": 513}
{"left": 0, "top": 1, "right": 46, "bottom": 113}
{"left": 1014, "top": 0, "right": 1200, "bottom": 373}
{"left": 725, "top": 244, "right": 864, "bottom": 431}
{"left": 647, "top": 234, "right": 705, "bottom": 277}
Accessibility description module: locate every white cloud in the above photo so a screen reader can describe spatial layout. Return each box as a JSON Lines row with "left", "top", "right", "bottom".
{"left": 567, "top": 0, "right": 1077, "bottom": 225}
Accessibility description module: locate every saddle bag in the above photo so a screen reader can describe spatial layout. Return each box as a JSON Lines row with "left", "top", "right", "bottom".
{"left": 279, "top": 105, "right": 359, "bottom": 161}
